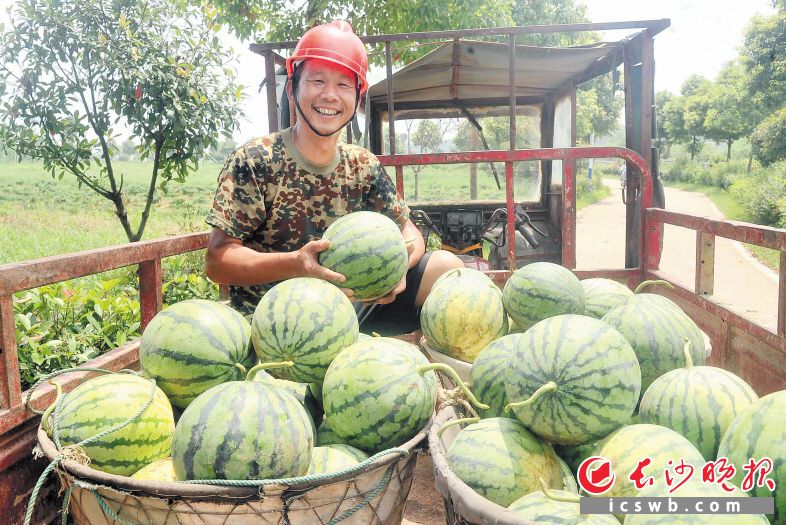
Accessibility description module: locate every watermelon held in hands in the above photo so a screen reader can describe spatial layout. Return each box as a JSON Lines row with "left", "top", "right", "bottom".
{"left": 251, "top": 277, "right": 358, "bottom": 383}
{"left": 502, "top": 262, "right": 585, "bottom": 332}
{"left": 638, "top": 340, "right": 758, "bottom": 460}
{"left": 318, "top": 211, "right": 408, "bottom": 301}
{"left": 322, "top": 337, "right": 437, "bottom": 453}
{"left": 504, "top": 315, "right": 641, "bottom": 445}
{"left": 171, "top": 362, "right": 314, "bottom": 481}
{"left": 54, "top": 373, "right": 175, "bottom": 476}
{"left": 139, "top": 299, "right": 256, "bottom": 408}
{"left": 420, "top": 268, "right": 508, "bottom": 363}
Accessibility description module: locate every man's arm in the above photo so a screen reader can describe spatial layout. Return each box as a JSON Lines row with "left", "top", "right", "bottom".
{"left": 204, "top": 228, "right": 346, "bottom": 286}
{"left": 401, "top": 219, "right": 426, "bottom": 269}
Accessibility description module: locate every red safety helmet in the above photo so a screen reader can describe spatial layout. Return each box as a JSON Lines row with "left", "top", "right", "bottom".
{"left": 286, "top": 20, "right": 369, "bottom": 95}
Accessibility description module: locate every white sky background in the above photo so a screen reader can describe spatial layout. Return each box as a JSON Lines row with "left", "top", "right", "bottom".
{"left": 0, "top": 0, "right": 777, "bottom": 143}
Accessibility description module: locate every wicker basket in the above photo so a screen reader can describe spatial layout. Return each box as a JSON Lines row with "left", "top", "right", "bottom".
{"left": 38, "top": 419, "right": 430, "bottom": 525}
{"left": 428, "top": 407, "right": 536, "bottom": 525}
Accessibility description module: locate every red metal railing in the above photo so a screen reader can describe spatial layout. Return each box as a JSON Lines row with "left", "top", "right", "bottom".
{"left": 378, "top": 146, "right": 658, "bottom": 271}
{"left": 0, "top": 232, "right": 216, "bottom": 436}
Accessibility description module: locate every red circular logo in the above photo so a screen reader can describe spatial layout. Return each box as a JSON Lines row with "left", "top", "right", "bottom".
{"left": 577, "top": 456, "right": 616, "bottom": 495}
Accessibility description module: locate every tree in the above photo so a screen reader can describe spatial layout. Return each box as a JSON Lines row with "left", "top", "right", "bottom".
{"left": 741, "top": 8, "right": 786, "bottom": 165}
{"left": 703, "top": 63, "right": 761, "bottom": 161}
{"left": 661, "top": 76, "right": 712, "bottom": 160}
{"left": 410, "top": 119, "right": 454, "bottom": 200}
{"left": 654, "top": 90, "right": 673, "bottom": 156}
{"left": 0, "top": 0, "right": 242, "bottom": 242}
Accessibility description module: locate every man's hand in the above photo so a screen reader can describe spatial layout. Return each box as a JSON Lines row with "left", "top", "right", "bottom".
{"left": 296, "top": 240, "right": 347, "bottom": 283}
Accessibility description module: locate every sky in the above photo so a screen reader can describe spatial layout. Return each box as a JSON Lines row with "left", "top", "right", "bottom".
{"left": 0, "top": 0, "right": 777, "bottom": 142}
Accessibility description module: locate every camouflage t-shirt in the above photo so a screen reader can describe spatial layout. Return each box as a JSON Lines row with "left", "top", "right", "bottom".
{"left": 206, "top": 127, "right": 410, "bottom": 314}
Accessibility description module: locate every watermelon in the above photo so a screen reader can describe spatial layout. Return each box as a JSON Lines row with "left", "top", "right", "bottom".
{"left": 505, "top": 315, "right": 641, "bottom": 445}
{"left": 591, "top": 424, "right": 705, "bottom": 499}
{"left": 446, "top": 417, "right": 562, "bottom": 507}
{"left": 420, "top": 268, "right": 508, "bottom": 363}
{"left": 717, "top": 390, "right": 785, "bottom": 524}
{"left": 316, "top": 419, "right": 342, "bottom": 446}
{"left": 555, "top": 441, "right": 598, "bottom": 475}
{"left": 308, "top": 444, "right": 369, "bottom": 475}
{"left": 502, "top": 262, "right": 585, "bottom": 332}
{"left": 251, "top": 277, "right": 358, "bottom": 383}
{"left": 322, "top": 337, "right": 437, "bottom": 453}
{"left": 602, "top": 293, "right": 706, "bottom": 396}
{"left": 139, "top": 299, "right": 256, "bottom": 408}
{"left": 581, "top": 278, "right": 633, "bottom": 319}
{"left": 252, "top": 370, "right": 323, "bottom": 425}
{"left": 131, "top": 457, "right": 178, "bottom": 482}
{"left": 558, "top": 457, "right": 579, "bottom": 494}
{"left": 171, "top": 363, "right": 314, "bottom": 480}
{"left": 507, "top": 489, "right": 618, "bottom": 524}
{"left": 318, "top": 211, "right": 408, "bottom": 301}
{"left": 56, "top": 374, "right": 175, "bottom": 476}
{"left": 639, "top": 341, "right": 758, "bottom": 460}
{"left": 469, "top": 336, "right": 516, "bottom": 418}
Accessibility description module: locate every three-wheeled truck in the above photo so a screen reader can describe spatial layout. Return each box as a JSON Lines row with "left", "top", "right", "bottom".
{"left": 1, "top": 20, "right": 785, "bottom": 525}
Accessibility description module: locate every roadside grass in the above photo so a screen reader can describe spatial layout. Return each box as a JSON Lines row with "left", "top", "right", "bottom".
{"left": 661, "top": 180, "right": 780, "bottom": 270}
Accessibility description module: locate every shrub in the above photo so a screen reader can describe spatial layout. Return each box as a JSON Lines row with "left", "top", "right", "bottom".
{"left": 730, "top": 170, "right": 786, "bottom": 227}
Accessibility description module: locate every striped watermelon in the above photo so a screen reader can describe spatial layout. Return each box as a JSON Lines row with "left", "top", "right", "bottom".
{"left": 171, "top": 365, "right": 314, "bottom": 480}
{"left": 322, "top": 337, "right": 437, "bottom": 453}
{"left": 252, "top": 370, "right": 323, "bottom": 425}
{"left": 507, "top": 490, "right": 618, "bottom": 524}
{"left": 469, "top": 335, "right": 518, "bottom": 418}
{"left": 505, "top": 315, "right": 641, "bottom": 445}
{"left": 446, "top": 417, "right": 562, "bottom": 507}
{"left": 558, "top": 457, "right": 579, "bottom": 494}
{"left": 581, "top": 278, "right": 633, "bottom": 319}
{"left": 131, "top": 457, "right": 178, "bottom": 482}
{"left": 639, "top": 342, "right": 758, "bottom": 460}
{"left": 717, "top": 390, "right": 786, "bottom": 524}
{"left": 318, "top": 211, "right": 408, "bottom": 301}
{"left": 602, "top": 294, "right": 707, "bottom": 397}
{"left": 316, "top": 419, "right": 342, "bottom": 446}
{"left": 308, "top": 444, "right": 369, "bottom": 475}
{"left": 421, "top": 269, "right": 508, "bottom": 363}
{"left": 56, "top": 374, "right": 175, "bottom": 476}
{"left": 502, "top": 262, "right": 585, "bottom": 332}
{"left": 555, "top": 441, "right": 598, "bottom": 475}
{"left": 139, "top": 299, "right": 255, "bottom": 408}
{"left": 251, "top": 277, "right": 358, "bottom": 383}
{"left": 591, "top": 424, "right": 705, "bottom": 499}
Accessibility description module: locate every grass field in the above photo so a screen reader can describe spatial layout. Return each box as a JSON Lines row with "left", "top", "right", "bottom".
{"left": 0, "top": 160, "right": 571, "bottom": 264}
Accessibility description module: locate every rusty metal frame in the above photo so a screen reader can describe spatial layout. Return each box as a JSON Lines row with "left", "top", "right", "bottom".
{"left": 0, "top": 232, "right": 223, "bottom": 435}
{"left": 644, "top": 208, "right": 786, "bottom": 339}
{"left": 377, "top": 146, "right": 658, "bottom": 272}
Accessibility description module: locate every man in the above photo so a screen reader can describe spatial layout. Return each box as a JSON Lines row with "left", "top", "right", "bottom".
{"left": 205, "top": 20, "right": 463, "bottom": 333}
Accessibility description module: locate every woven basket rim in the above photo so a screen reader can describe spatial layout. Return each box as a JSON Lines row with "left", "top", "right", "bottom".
{"left": 38, "top": 413, "right": 432, "bottom": 499}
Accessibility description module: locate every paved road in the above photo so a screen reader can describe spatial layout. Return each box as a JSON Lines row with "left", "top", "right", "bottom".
{"left": 576, "top": 179, "right": 780, "bottom": 332}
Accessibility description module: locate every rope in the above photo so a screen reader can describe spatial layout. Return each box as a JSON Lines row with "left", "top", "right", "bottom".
{"left": 24, "top": 366, "right": 139, "bottom": 415}
{"left": 326, "top": 463, "right": 396, "bottom": 525}
{"left": 178, "top": 447, "right": 409, "bottom": 487}
{"left": 23, "top": 368, "right": 157, "bottom": 525}
{"left": 93, "top": 491, "right": 144, "bottom": 525}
